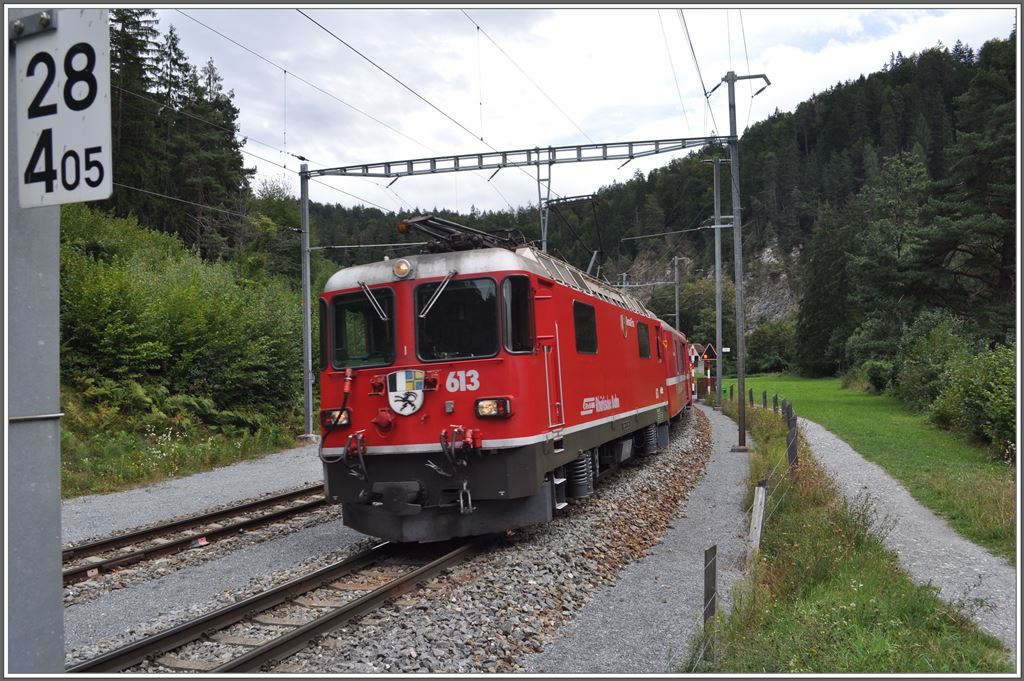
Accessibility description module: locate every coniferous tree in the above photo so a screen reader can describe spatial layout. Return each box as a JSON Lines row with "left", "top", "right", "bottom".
{"left": 921, "top": 32, "right": 1017, "bottom": 342}
{"left": 97, "top": 9, "right": 161, "bottom": 223}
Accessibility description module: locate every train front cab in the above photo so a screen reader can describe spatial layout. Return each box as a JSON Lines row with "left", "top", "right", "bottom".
{"left": 319, "top": 260, "right": 558, "bottom": 542}
{"left": 318, "top": 252, "right": 684, "bottom": 543}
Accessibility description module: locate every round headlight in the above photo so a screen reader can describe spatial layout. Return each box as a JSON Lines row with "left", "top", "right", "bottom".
{"left": 393, "top": 259, "right": 413, "bottom": 279}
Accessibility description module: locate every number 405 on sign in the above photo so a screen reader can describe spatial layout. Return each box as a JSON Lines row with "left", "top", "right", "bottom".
{"left": 16, "top": 9, "right": 112, "bottom": 208}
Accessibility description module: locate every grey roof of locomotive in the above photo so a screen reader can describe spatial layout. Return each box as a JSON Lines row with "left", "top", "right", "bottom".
{"left": 322, "top": 246, "right": 680, "bottom": 335}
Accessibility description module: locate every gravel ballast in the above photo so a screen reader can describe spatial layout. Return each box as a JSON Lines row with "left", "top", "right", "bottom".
{"left": 799, "top": 417, "right": 1017, "bottom": 657}
{"left": 61, "top": 442, "right": 322, "bottom": 545}
{"left": 63, "top": 519, "right": 371, "bottom": 660}
{"left": 65, "top": 410, "right": 716, "bottom": 673}
{"left": 521, "top": 403, "right": 752, "bottom": 673}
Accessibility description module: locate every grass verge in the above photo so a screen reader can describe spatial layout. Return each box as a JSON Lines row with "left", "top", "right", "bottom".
{"left": 60, "top": 387, "right": 302, "bottom": 498}
{"left": 684, "top": 403, "right": 1012, "bottom": 673}
{"left": 721, "top": 374, "right": 1015, "bottom": 561}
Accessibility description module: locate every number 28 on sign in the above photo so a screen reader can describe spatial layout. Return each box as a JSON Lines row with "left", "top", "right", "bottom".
{"left": 16, "top": 9, "right": 112, "bottom": 208}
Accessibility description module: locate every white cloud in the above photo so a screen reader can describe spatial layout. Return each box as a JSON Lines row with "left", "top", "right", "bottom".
{"left": 159, "top": 5, "right": 1017, "bottom": 215}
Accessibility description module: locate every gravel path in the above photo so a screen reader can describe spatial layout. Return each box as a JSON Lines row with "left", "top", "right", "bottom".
{"left": 521, "top": 403, "right": 752, "bottom": 674}
{"left": 799, "top": 417, "right": 1018, "bottom": 656}
{"left": 61, "top": 442, "right": 322, "bottom": 544}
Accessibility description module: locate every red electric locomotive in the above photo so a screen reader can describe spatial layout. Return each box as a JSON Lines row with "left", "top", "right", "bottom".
{"left": 318, "top": 215, "right": 694, "bottom": 542}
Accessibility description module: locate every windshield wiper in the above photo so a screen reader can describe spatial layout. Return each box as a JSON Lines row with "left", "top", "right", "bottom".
{"left": 357, "top": 281, "right": 388, "bottom": 321}
{"left": 418, "top": 270, "right": 458, "bottom": 319}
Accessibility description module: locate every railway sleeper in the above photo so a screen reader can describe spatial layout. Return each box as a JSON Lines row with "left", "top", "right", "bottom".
{"left": 156, "top": 655, "right": 221, "bottom": 672}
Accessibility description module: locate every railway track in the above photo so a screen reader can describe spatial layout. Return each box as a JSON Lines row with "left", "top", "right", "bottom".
{"left": 63, "top": 484, "right": 326, "bottom": 586}
{"left": 67, "top": 539, "right": 477, "bottom": 673}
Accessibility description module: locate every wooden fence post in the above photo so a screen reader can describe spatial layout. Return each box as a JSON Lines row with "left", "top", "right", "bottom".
{"left": 748, "top": 479, "right": 768, "bottom": 562}
{"left": 703, "top": 545, "right": 717, "bottom": 626}
{"left": 787, "top": 411, "right": 798, "bottom": 468}
{"left": 762, "top": 390, "right": 767, "bottom": 409}
{"left": 773, "top": 394, "right": 778, "bottom": 413}
{"left": 748, "top": 388, "right": 754, "bottom": 406}
{"left": 729, "top": 385, "right": 733, "bottom": 402}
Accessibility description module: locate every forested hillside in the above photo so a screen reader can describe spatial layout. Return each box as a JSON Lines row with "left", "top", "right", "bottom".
{"left": 68, "top": 11, "right": 1015, "bottom": 494}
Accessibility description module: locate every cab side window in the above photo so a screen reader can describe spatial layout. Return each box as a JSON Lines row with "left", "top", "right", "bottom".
{"left": 637, "top": 322, "right": 650, "bottom": 359}
{"left": 574, "top": 301, "right": 598, "bottom": 353}
{"left": 502, "top": 276, "right": 534, "bottom": 353}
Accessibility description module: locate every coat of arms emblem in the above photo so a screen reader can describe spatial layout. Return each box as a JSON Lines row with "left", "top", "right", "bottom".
{"left": 387, "top": 369, "right": 425, "bottom": 415}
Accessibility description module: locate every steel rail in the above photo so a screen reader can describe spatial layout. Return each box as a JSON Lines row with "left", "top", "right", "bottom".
{"left": 63, "top": 483, "right": 325, "bottom": 562}
{"left": 214, "top": 541, "right": 476, "bottom": 672}
{"left": 63, "top": 493, "right": 327, "bottom": 585}
{"left": 66, "top": 541, "right": 397, "bottom": 673}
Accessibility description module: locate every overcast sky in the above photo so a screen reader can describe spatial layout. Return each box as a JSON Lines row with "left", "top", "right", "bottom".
{"left": 156, "top": 4, "right": 1017, "bottom": 216}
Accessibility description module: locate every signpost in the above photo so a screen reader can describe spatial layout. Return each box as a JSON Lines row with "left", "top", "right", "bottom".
{"left": 701, "top": 344, "right": 717, "bottom": 402}
{"left": 15, "top": 8, "right": 111, "bottom": 207}
{"left": 8, "top": 8, "right": 111, "bottom": 671}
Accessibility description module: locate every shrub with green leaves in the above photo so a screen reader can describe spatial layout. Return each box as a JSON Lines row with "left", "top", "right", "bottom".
{"left": 59, "top": 204, "right": 307, "bottom": 495}
{"left": 892, "top": 310, "right": 972, "bottom": 410}
{"left": 61, "top": 204, "right": 302, "bottom": 412}
{"left": 932, "top": 342, "right": 1017, "bottom": 463}
{"left": 860, "top": 359, "right": 894, "bottom": 393}
{"left": 844, "top": 314, "right": 901, "bottom": 368}
{"left": 748, "top": 312, "right": 797, "bottom": 374}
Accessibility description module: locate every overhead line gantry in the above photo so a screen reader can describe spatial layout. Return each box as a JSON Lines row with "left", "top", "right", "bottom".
{"left": 303, "top": 136, "right": 726, "bottom": 254}
{"left": 297, "top": 134, "right": 728, "bottom": 437}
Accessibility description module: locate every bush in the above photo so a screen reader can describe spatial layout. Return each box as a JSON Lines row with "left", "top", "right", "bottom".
{"left": 860, "top": 359, "right": 894, "bottom": 393}
{"left": 932, "top": 342, "right": 1017, "bottom": 463}
{"left": 748, "top": 313, "right": 797, "bottom": 374}
{"left": 844, "top": 314, "right": 901, "bottom": 368}
{"left": 891, "top": 310, "right": 972, "bottom": 410}
{"left": 61, "top": 205, "right": 303, "bottom": 412}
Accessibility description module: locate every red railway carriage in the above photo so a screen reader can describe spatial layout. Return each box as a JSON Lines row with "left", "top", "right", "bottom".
{"left": 318, "top": 218, "right": 694, "bottom": 542}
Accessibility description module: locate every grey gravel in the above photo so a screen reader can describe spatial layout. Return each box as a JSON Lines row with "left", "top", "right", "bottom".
{"left": 63, "top": 518, "right": 370, "bottom": 660}
{"left": 61, "top": 441, "right": 322, "bottom": 544}
{"left": 799, "top": 417, "right": 1017, "bottom": 657}
{"left": 62, "top": 503, "right": 343, "bottom": 607}
{"left": 66, "top": 409, "right": 713, "bottom": 673}
{"left": 274, "top": 409, "right": 713, "bottom": 675}
{"left": 521, "top": 403, "right": 751, "bottom": 673}
{"left": 64, "top": 412, "right": 718, "bottom": 673}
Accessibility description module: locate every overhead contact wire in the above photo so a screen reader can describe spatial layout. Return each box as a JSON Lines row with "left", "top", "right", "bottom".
{"left": 658, "top": 10, "right": 691, "bottom": 131}
{"left": 678, "top": 10, "right": 720, "bottom": 136}
{"left": 739, "top": 9, "right": 755, "bottom": 132}
{"left": 176, "top": 9, "right": 435, "bottom": 153}
{"left": 297, "top": 9, "right": 481, "bottom": 144}
{"left": 461, "top": 9, "right": 594, "bottom": 144}
{"left": 298, "top": 9, "right": 564, "bottom": 204}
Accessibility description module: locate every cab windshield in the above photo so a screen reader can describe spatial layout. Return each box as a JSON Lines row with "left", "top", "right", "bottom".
{"left": 331, "top": 288, "right": 394, "bottom": 368}
{"left": 416, "top": 278, "right": 498, "bottom": 361}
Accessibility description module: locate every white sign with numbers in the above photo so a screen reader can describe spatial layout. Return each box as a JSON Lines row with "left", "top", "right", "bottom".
{"left": 16, "top": 9, "right": 112, "bottom": 208}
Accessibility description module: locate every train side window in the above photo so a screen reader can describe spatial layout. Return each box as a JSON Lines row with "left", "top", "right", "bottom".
{"left": 676, "top": 340, "right": 684, "bottom": 373}
{"left": 502, "top": 275, "right": 534, "bottom": 353}
{"left": 573, "top": 301, "right": 598, "bottom": 354}
{"left": 637, "top": 322, "right": 651, "bottom": 359}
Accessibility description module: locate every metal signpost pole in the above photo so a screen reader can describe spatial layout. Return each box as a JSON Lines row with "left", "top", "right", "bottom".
{"left": 299, "top": 164, "right": 314, "bottom": 438}
{"left": 713, "top": 158, "right": 724, "bottom": 409}
{"left": 8, "top": 30, "right": 64, "bottom": 669}
{"left": 9, "top": 8, "right": 114, "bottom": 669}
